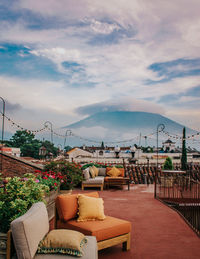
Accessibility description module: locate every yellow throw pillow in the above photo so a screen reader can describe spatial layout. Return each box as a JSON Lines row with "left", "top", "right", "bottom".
{"left": 37, "top": 229, "right": 87, "bottom": 257}
{"left": 77, "top": 194, "right": 106, "bottom": 222}
{"left": 92, "top": 165, "right": 99, "bottom": 177}
{"left": 89, "top": 167, "right": 96, "bottom": 178}
{"left": 107, "top": 166, "right": 121, "bottom": 177}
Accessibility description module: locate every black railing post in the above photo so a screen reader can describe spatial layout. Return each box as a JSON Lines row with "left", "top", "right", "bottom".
{"left": 155, "top": 123, "right": 165, "bottom": 198}
{"left": 0, "top": 97, "right": 5, "bottom": 173}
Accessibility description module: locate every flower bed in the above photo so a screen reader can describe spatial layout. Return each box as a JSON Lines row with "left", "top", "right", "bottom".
{"left": 44, "top": 161, "right": 82, "bottom": 190}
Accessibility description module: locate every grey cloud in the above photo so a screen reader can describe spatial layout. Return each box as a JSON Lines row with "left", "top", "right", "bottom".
{"left": 75, "top": 97, "right": 165, "bottom": 116}
{"left": 4, "top": 100, "right": 22, "bottom": 113}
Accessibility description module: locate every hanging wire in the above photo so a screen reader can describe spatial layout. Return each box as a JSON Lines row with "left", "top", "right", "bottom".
{"left": 1, "top": 111, "right": 200, "bottom": 145}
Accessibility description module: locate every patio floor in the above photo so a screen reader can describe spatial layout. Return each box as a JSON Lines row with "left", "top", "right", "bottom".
{"left": 74, "top": 184, "right": 200, "bottom": 259}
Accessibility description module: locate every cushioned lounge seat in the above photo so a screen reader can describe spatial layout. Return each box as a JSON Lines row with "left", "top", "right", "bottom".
{"left": 10, "top": 202, "right": 98, "bottom": 259}
{"left": 56, "top": 192, "right": 131, "bottom": 251}
{"left": 57, "top": 216, "right": 131, "bottom": 242}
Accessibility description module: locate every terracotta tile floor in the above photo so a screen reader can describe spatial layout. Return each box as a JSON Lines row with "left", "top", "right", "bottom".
{"left": 74, "top": 184, "right": 200, "bottom": 259}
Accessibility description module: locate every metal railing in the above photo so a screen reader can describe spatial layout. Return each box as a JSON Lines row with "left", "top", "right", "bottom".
{"left": 156, "top": 170, "right": 200, "bottom": 236}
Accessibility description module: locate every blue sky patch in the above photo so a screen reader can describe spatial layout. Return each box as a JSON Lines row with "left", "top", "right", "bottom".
{"left": 148, "top": 58, "right": 200, "bottom": 83}
{"left": 62, "top": 61, "right": 85, "bottom": 73}
{"left": 0, "top": 43, "right": 63, "bottom": 80}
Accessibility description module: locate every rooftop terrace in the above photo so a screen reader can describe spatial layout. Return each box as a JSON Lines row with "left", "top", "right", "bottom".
{"left": 74, "top": 185, "right": 200, "bottom": 259}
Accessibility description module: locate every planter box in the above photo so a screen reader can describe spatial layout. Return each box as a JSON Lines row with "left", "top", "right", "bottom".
{"left": 0, "top": 232, "right": 7, "bottom": 258}
{"left": 44, "top": 189, "right": 59, "bottom": 221}
{"left": 59, "top": 189, "right": 72, "bottom": 195}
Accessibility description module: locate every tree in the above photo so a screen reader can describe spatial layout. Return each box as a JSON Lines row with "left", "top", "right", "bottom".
{"left": 10, "top": 130, "right": 35, "bottom": 147}
{"left": 21, "top": 142, "right": 41, "bottom": 158}
{"left": 10, "top": 130, "right": 41, "bottom": 158}
{"left": 64, "top": 145, "right": 72, "bottom": 152}
{"left": 163, "top": 157, "right": 174, "bottom": 170}
{"left": 101, "top": 141, "right": 105, "bottom": 149}
{"left": 6, "top": 130, "right": 59, "bottom": 159}
{"left": 181, "top": 127, "right": 187, "bottom": 170}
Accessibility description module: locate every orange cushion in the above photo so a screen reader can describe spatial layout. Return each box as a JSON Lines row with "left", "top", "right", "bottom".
{"left": 56, "top": 192, "right": 99, "bottom": 221}
{"left": 57, "top": 216, "right": 131, "bottom": 242}
{"left": 106, "top": 167, "right": 124, "bottom": 177}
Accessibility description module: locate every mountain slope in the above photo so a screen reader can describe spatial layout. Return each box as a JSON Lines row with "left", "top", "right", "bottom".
{"left": 64, "top": 111, "right": 196, "bottom": 135}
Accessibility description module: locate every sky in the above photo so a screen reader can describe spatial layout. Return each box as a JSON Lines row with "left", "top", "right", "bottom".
{"left": 0, "top": 0, "right": 200, "bottom": 142}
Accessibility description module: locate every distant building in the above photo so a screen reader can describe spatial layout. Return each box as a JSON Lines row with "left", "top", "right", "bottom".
{"left": 0, "top": 146, "right": 21, "bottom": 157}
{"left": 162, "top": 139, "right": 176, "bottom": 152}
{"left": 67, "top": 147, "right": 93, "bottom": 161}
{"left": 80, "top": 145, "right": 142, "bottom": 159}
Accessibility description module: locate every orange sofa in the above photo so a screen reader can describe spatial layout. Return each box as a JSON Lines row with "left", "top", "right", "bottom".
{"left": 55, "top": 192, "right": 131, "bottom": 251}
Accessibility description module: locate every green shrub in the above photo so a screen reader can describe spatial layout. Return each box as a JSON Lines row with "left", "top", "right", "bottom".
{"left": 162, "top": 157, "right": 174, "bottom": 170}
{"left": 0, "top": 177, "right": 48, "bottom": 233}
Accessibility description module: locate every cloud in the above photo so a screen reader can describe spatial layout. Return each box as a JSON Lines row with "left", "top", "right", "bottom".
{"left": 1, "top": 0, "right": 200, "bottom": 135}
{"left": 75, "top": 97, "right": 165, "bottom": 116}
{"left": 3, "top": 100, "right": 22, "bottom": 113}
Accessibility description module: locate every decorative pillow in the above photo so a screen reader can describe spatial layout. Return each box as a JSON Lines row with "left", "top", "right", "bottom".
{"left": 37, "top": 229, "right": 87, "bottom": 257}
{"left": 89, "top": 167, "right": 96, "bottom": 178}
{"left": 106, "top": 167, "right": 121, "bottom": 177}
{"left": 92, "top": 165, "right": 99, "bottom": 177}
{"left": 77, "top": 194, "right": 106, "bottom": 222}
{"left": 56, "top": 192, "right": 99, "bottom": 221}
{"left": 106, "top": 167, "right": 125, "bottom": 177}
{"left": 83, "top": 168, "right": 90, "bottom": 180}
{"left": 98, "top": 168, "right": 106, "bottom": 176}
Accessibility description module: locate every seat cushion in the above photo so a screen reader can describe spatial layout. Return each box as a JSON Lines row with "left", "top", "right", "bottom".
{"left": 98, "top": 168, "right": 106, "bottom": 176}
{"left": 82, "top": 177, "right": 104, "bottom": 185}
{"left": 57, "top": 216, "right": 131, "bottom": 242}
{"left": 56, "top": 192, "right": 99, "bottom": 221}
{"left": 11, "top": 202, "right": 49, "bottom": 259}
{"left": 34, "top": 236, "right": 97, "bottom": 259}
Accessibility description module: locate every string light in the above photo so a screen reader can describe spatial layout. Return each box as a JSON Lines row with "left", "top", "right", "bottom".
{"left": 1, "top": 112, "right": 199, "bottom": 144}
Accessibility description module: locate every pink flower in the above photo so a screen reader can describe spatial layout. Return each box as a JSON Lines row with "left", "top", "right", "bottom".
{"left": 35, "top": 179, "right": 40, "bottom": 183}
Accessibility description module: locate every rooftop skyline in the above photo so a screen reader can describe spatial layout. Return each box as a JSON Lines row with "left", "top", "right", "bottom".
{"left": 1, "top": 0, "right": 200, "bottom": 135}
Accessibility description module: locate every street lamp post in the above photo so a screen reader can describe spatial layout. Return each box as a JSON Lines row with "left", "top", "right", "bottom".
{"left": 57, "top": 144, "right": 62, "bottom": 157}
{"left": 155, "top": 123, "right": 165, "bottom": 198}
{"left": 0, "top": 97, "right": 5, "bottom": 173}
{"left": 44, "top": 121, "right": 53, "bottom": 144}
{"left": 114, "top": 146, "right": 120, "bottom": 159}
{"left": 63, "top": 130, "right": 72, "bottom": 149}
{"left": 130, "top": 145, "right": 136, "bottom": 159}
{"left": 39, "top": 146, "right": 47, "bottom": 161}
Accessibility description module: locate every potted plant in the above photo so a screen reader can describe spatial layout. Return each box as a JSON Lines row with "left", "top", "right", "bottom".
{"left": 162, "top": 157, "right": 174, "bottom": 187}
{"left": 162, "top": 157, "right": 174, "bottom": 170}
